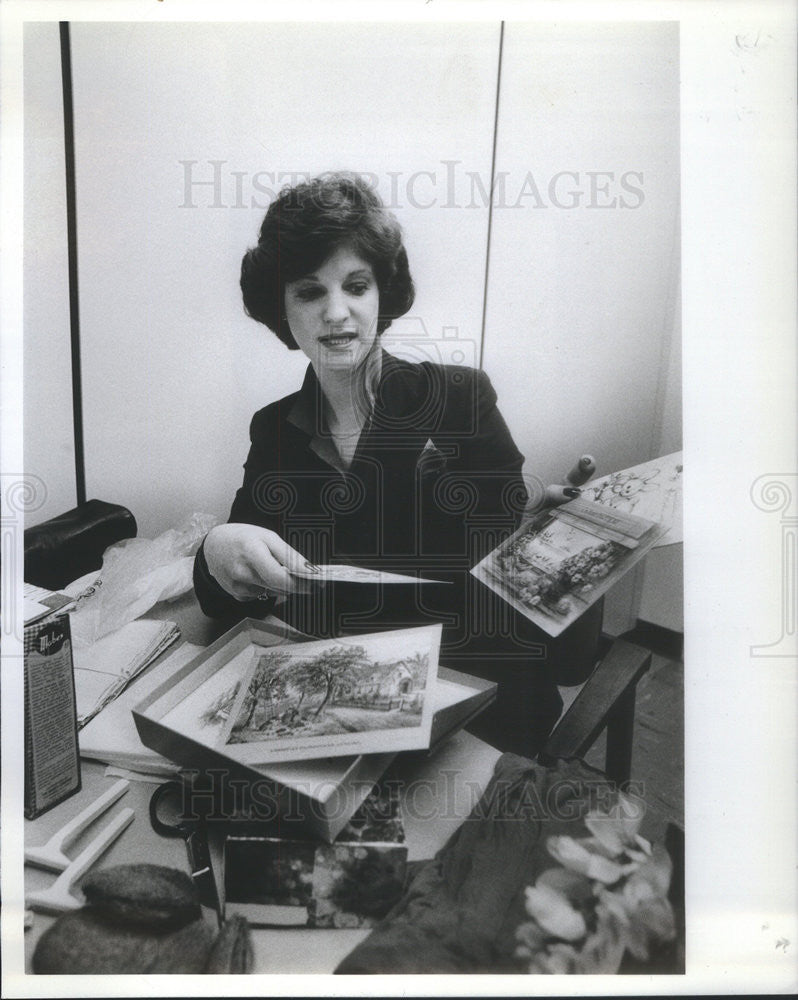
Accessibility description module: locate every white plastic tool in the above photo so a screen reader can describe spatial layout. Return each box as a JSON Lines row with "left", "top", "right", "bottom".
{"left": 26, "top": 807, "right": 135, "bottom": 915}
{"left": 25, "top": 779, "right": 130, "bottom": 872}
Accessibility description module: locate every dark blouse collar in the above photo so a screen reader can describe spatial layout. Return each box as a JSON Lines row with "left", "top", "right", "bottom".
{"left": 286, "top": 346, "right": 402, "bottom": 470}
{"left": 286, "top": 346, "right": 416, "bottom": 439}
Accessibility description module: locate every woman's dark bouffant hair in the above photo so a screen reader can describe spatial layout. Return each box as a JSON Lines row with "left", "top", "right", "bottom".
{"left": 240, "top": 172, "right": 415, "bottom": 349}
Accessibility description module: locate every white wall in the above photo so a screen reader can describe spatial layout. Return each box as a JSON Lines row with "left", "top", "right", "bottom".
{"left": 68, "top": 22, "right": 499, "bottom": 537}
{"left": 482, "top": 22, "right": 681, "bottom": 634}
{"left": 23, "top": 22, "right": 77, "bottom": 527}
{"left": 483, "top": 22, "right": 681, "bottom": 493}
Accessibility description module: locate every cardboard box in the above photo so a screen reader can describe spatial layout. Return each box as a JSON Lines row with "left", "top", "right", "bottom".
{"left": 133, "top": 618, "right": 496, "bottom": 842}
{"left": 24, "top": 615, "right": 81, "bottom": 818}
{"left": 224, "top": 783, "right": 408, "bottom": 928}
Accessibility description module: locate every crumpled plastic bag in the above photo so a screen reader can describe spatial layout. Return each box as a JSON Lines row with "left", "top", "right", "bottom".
{"left": 69, "top": 512, "right": 220, "bottom": 646}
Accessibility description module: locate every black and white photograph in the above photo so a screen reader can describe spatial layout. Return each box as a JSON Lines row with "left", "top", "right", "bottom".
{"left": 2, "top": 0, "right": 795, "bottom": 995}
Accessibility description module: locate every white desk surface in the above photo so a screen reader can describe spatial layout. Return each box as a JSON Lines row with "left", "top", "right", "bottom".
{"left": 25, "top": 591, "right": 503, "bottom": 973}
{"left": 25, "top": 724, "right": 501, "bottom": 974}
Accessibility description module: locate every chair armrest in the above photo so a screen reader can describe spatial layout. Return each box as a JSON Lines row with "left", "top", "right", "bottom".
{"left": 539, "top": 637, "right": 652, "bottom": 778}
{"left": 24, "top": 500, "right": 137, "bottom": 590}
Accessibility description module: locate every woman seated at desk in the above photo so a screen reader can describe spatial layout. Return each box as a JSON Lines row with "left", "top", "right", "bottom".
{"left": 194, "top": 171, "right": 596, "bottom": 757}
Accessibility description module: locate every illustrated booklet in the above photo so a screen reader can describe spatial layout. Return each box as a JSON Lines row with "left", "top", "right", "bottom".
{"left": 472, "top": 496, "right": 666, "bottom": 637}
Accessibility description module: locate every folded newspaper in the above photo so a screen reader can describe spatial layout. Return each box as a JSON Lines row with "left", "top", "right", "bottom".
{"left": 471, "top": 497, "right": 666, "bottom": 637}
{"left": 72, "top": 619, "right": 180, "bottom": 727}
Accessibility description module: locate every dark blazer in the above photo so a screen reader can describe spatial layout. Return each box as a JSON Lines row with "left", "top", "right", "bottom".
{"left": 194, "top": 350, "right": 570, "bottom": 754}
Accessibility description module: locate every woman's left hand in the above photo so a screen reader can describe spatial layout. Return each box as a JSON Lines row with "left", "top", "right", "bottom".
{"left": 543, "top": 453, "right": 596, "bottom": 506}
{"left": 543, "top": 485, "right": 583, "bottom": 506}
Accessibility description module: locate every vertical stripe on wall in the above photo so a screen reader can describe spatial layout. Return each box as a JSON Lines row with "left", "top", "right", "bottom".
{"left": 478, "top": 21, "right": 505, "bottom": 370}
{"left": 59, "top": 21, "right": 86, "bottom": 505}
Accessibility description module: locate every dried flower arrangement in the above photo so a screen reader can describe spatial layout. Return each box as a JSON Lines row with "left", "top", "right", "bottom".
{"left": 515, "top": 792, "right": 677, "bottom": 974}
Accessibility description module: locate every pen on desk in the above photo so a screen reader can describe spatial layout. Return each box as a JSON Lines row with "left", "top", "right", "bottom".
{"left": 565, "top": 454, "right": 596, "bottom": 487}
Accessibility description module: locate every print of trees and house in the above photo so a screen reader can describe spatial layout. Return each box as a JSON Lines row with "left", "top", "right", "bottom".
{"left": 225, "top": 644, "right": 429, "bottom": 739}
{"left": 334, "top": 650, "right": 428, "bottom": 712}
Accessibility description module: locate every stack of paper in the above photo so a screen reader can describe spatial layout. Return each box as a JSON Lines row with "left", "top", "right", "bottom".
{"left": 23, "top": 582, "right": 74, "bottom": 625}
{"left": 73, "top": 619, "right": 180, "bottom": 728}
{"left": 79, "top": 639, "right": 202, "bottom": 774}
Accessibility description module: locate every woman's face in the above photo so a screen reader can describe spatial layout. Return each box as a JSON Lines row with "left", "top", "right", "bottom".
{"left": 284, "top": 245, "right": 380, "bottom": 376}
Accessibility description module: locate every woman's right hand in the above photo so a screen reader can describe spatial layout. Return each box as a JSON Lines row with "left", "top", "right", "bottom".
{"left": 203, "top": 523, "right": 319, "bottom": 602}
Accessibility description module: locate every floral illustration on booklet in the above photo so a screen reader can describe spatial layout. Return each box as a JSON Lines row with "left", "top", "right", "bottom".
{"left": 472, "top": 497, "right": 664, "bottom": 637}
